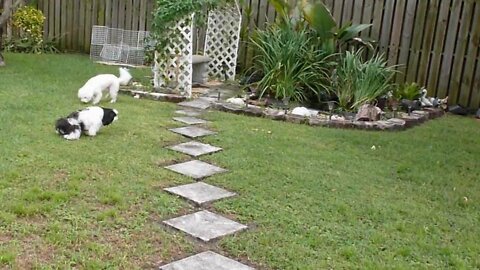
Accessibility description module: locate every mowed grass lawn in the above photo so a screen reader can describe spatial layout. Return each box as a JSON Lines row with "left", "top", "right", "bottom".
{"left": 1, "top": 53, "right": 480, "bottom": 269}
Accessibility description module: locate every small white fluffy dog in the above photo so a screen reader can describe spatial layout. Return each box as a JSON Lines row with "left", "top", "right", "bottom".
{"left": 55, "top": 106, "right": 119, "bottom": 140}
{"left": 78, "top": 68, "right": 132, "bottom": 104}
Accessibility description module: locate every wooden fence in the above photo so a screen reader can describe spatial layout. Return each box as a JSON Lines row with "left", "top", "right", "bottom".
{"left": 2, "top": 0, "right": 479, "bottom": 108}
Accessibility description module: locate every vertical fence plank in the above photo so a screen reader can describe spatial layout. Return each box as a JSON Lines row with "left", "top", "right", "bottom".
{"left": 132, "top": 0, "right": 139, "bottom": 31}
{"left": 84, "top": 0, "right": 93, "bottom": 52}
{"left": 427, "top": 0, "right": 451, "bottom": 96}
{"left": 437, "top": 0, "right": 462, "bottom": 99}
{"left": 379, "top": 0, "right": 395, "bottom": 54}
{"left": 118, "top": 0, "right": 125, "bottom": 29}
{"left": 60, "top": 0, "right": 67, "bottom": 48}
{"left": 462, "top": 3, "right": 480, "bottom": 107}
{"left": 342, "top": 0, "right": 354, "bottom": 24}
{"left": 450, "top": 0, "right": 474, "bottom": 105}
{"left": 54, "top": 0, "right": 60, "bottom": 40}
{"left": 370, "top": 0, "right": 384, "bottom": 45}
{"left": 48, "top": 0, "right": 54, "bottom": 40}
{"left": 146, "top": 0, "right": 154, "bottom": 31}
{"left": 333, "top": 0, "right": 344, "bottom": 25}
{"left": 470, "top": 52, "right": 480, "bottom": 108}
{"left": 387, "top": 0, "right": 406, "bottom": 67}
{"left": 105, "top": 0, "right": 111, "bottom": 27}
{"left": 352, "top": 0, "right": 364, "bottom": 24}
{"left": 139, "top": 0, "right": 147, "bottom": 31}
{"left": 78, "top": 0, "right": 85, "bottom": 52}
{"left": 405, "top": 0, "right": 428, "bottom": 82}
{"left": 125, "top": 0, "right": 133, "bottom": 30}
{"left": 395, "top": 0, "right": 416, "bottom": 83}
{"left": 416, "top": 0, "right": 439, "bottom": 87}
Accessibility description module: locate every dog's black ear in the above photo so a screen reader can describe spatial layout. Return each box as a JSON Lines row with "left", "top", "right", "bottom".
{"left": 55, "top": 118, "right": 70, "bottom": 135}
{"left": 101, "top": 108, "right": 118, "bottom": 126}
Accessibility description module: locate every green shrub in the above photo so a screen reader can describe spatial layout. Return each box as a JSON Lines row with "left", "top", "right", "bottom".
{"left": 6, "top": 6, "right": 58, "bottom": 54}
{"left": 332, "top": 50, "right": 396, "bottom": 111}
{"left": 252, "top": 24, "right": 332, "bottom": 103}
{"left": 393, "top": 82, "right": 421, "bottom": 100}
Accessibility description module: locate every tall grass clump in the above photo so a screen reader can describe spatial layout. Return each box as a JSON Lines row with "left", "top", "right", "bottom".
{"left": 252, "top": 24, "right": 332, "bottom": 103}
{"left": 332, "top": 50, "right": 396, "bottom": 111}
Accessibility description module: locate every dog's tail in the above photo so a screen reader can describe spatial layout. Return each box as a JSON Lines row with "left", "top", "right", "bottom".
{"left": 118, "top": 68, "right": 132, "bottom": 86}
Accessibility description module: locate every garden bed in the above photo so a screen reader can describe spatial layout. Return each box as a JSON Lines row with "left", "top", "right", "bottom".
{"left": 211, "top": 101, "right": 445, "bottom": 131}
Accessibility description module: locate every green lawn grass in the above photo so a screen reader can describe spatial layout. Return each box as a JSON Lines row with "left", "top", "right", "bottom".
{"left": 1, "top": 53, "right": 480, "bottom": 269}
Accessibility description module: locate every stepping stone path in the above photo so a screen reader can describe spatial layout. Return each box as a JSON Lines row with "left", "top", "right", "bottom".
{"left": 160, "top": 98, "right": 254, "bottom": 269}
{"left": 164, "top": 210, "right": 248, "bottom": 242}
{"left": 165, "top": 160, "right": 227, "bottom": 180}
{"left": 159, "top": 251, "right": 254, "bottom": 270}
{"left": 167, "top": 141, "right": 222, "bottom": 157}
{"left": 164, "top": 182, "right": 236, "bottom": 205}
{"left": 173, "top": 116, "right": 208, "bottom": 125}
{"left": 169, "top": 126, "right": 216, "bottom": 138}
{"left": 175, "top": 109, "right": 202, "bottom": 117}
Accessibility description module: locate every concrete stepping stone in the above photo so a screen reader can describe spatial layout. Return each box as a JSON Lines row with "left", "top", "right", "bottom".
{"left": 173, "top": 116, "right": 208, "bottom": 125}
{"left": 163, "top": 210, "right": 247, "bottom": 242}
{"left": 167, "top": 141, "right": 222, "bottom": 157}
{"left": 164, "top": 182, "right": 236, "bottom": 205}
{"left": 165, "top": 160, "right": 227, "bottom": 179}
{"left": 175, "top": 109, "right": 202, "bottom": 117}
{"left": 159, "top": 251, "right": 254, "bottom": 270}
{"left": 169, "top": 126, "right": 216, "bottom": 138}
{"left": 178, "top": 99, "right": 211, "bottom": 110}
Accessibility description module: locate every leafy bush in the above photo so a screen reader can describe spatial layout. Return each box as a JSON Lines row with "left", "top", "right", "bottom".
{"left": 332, "top": 50, "right": 396, "bottom": 111}
{"left": 252, "top": 24, "right": 332, "bottom": 102}
{"left": 393, "top": 82, "right": 421, "bottom": 100}
{"left": 7, "top": 6, "right": 58, "bottom": 53}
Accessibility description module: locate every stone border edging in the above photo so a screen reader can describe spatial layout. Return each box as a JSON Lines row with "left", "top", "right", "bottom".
{"left": 211, "top": 101, "right": 445, "bottom": 131}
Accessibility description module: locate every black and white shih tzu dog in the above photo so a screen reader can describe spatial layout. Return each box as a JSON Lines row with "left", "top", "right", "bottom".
{"left": 55, "top": 106, "right": 118, "bottom": 140}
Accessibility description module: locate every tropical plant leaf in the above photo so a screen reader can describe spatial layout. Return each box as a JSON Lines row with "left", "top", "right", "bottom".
{"left": 301, "top": 0, "right": 335, "bottom": 40}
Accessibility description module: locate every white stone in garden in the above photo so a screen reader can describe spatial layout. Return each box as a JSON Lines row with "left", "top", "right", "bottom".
{"left": 159, "top": 251, "right": 254, "bottom": 270}
{"left": 291, "top": 107, "right": 317, "bottom": 117}
{"left": 226, "top": 97, "right": 245, "bottom": 106}
{"left": 163, "top": 210, "right": 247, "bottom": 242}
{"left": 164, "top": 182, "right": 236, "bottom": 205}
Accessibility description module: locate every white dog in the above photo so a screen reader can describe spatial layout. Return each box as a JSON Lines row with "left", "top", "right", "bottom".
{"left": 78, "top": 68, "right": 132, "bottom": 104}
{"left": 55, "top": 106, "right": 119, "bottom": 140}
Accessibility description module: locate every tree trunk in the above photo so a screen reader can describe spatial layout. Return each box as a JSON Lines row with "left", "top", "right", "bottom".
{"left": 0, "top": 0, "right": 24, "bottom": 66}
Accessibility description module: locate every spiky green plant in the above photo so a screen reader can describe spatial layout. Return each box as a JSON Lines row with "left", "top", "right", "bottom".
{"left": 251, "top": 24, "right": 332, "bottom": 102}
{"left": 332, "top": 50, "right": 396, "bottom": 111}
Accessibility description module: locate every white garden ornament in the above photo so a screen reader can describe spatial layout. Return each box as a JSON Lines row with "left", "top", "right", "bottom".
{"left": 153, "top": 2, "right": 242, "bottom": 98}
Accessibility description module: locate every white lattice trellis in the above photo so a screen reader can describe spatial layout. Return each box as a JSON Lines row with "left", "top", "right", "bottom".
{"left": 152, "top": 2, "right": 241, "bottom": 97}
{"left": 204, "top": 3, "right": 242, "bottom": 80}
{"left": 153, "top": 15, "right": 194, "bottom": 97}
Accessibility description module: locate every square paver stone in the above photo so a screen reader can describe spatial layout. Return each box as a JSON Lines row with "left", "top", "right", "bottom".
{"left": 163, "top": 210, "right": 247, "bottom": 242}
{"left": 175, "top": 109, "right": 202, "bottom": 117}
{"left": 178, "top": 99, "right": 211, "bottom": 110}
{"left": 159, "top": 251, "right": 254, "bottom": 270}
{"left": 165, "top": 160, "right": 227, "bottom": 179}
{"left": 169, "top": 126, "right": 216, "bottom": 138}
{"left": 173, "top": 116, "right": 208, "bottom": 125}
{"left": 167, "top": 141, "right": 222, "bottom": 157}
{"left": 164, "top": 182, "right": 236, "bottom": 205}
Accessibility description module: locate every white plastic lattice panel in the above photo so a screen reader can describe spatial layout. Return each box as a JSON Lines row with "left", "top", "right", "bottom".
{"left": 153, "top": 15, "right": 193, "bottom": 97}
{"left": 90, "top": 25, "right": 150, "bottom": 66}
{"left": 204, "top": 3, "right": 242, "bottom": 80}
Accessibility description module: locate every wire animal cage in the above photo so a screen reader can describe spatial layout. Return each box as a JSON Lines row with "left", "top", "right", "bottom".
{"left": 90, "top": 26, "right": 150, "bottom": 66}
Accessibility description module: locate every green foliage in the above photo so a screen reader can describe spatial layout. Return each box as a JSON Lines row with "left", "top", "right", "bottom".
{"left": 269, "top": 0, "right": 373, "bottom": 54}
{"left": 7, "top": 6, "right": 58, "bottom": 54}
{"left": 332, "top": 50, "right": 396, "bottom": 111}
{"left": 150, "top": 0, "right": 232, "bottom": 51}
{"left": 393, "top": 82, "right": 422, "bottom": 100}
{"left": 252, "top": 24, "right": 332, "bottom": 102}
